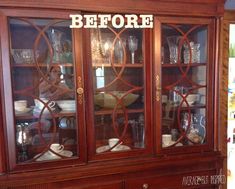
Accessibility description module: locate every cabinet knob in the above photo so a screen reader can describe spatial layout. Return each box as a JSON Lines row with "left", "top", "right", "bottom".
{"left": 142, "top": 183, "right": 149, "bottom": 189}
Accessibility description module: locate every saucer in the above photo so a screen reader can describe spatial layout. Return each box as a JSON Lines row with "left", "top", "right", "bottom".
{"left": 15, "top": 107, "right": 32, "bottom": 115}
{"left": 96, "top": 145, "right": 131, "bottom": 153}
{"left": 162, "top": 141, "right": 183, "bottom": 148}
{"left": 34, "top": 150, "right": 73, "bottom": 161}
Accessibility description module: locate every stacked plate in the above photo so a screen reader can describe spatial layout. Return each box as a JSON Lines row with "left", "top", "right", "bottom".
{"left": 56, "top": 100, "right": 76, "bottom": 112}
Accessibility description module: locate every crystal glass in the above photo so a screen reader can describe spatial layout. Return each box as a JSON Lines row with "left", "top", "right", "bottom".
{"left": 128, "top": 36, "right": 138, "bottom": 64}
{"left": 47, "top": 29, "right": 64, "bottom": 63}
{"left": 101, "top": 38, "right": 112, "bottom": 64}
{"left": 167, "top": 36, "right": 182, "bottom": 64}
{"left": 184, "top": 42, "right": 201, "bottom": 64}
{"left": 114, "top": 38, "right": 126, "bottom": 64}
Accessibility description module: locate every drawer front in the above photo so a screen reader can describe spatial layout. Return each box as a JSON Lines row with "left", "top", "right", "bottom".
{"left": 81, "top": 182, "right": 123, "bottom": 189}
{"left": 125, "top": 171, "right": 218, "bottom": 189}
{"left": 58, "top": 182, "right": 123, "bottom": 189}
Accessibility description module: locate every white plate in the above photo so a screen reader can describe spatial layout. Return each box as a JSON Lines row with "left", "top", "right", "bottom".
{"left": 15, "top": 107, "right": 32, "bottom": 115}
{"left": 162, "top": 141, "right": 183, "bottom": 148}
{"left": 34, "top": 150, "right": 73, "bottom": 161}
{"left": 96, "top": 145, "right": 131, "bottom": 153}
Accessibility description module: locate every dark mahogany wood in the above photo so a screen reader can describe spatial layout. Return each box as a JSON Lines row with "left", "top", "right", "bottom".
{"left": 219, "top": 10, "right": 235, "bottom": 189}
{"left": 0, "top": 0, "right": 225, "bottom": 16}
{"left": 0, "top": 0, "right": 225, "bottom": 188}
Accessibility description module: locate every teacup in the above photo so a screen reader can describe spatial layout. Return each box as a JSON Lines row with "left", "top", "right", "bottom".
{"left": 162, "top": 134, "right": 172, "bottom": 146}
{"left": 50, "top": 143, "right": 64, "bottom": 154}
{"left": 34, "top": 98, "right": 56, "bottom": 110}
{"left": 14, "top": 100, "right": 27, "bottom": 111}
{"left": 108, "top": 138, "right": 122, "bottom": 151}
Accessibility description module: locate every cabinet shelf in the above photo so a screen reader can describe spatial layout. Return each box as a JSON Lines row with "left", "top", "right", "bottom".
{"left": 95, "top": 108, "right": 144, "bottom": 115}
{"left": 12, "top": 63, "right": 73, "bottom": 68}
{"left": 92, "top": 63, "right": 143, "bottom": 68}
{"left": 15, "top": 111, "right": 76, "bottom": 120}
{"left": 162, "top": 63, "right": 206, "bottom": 68}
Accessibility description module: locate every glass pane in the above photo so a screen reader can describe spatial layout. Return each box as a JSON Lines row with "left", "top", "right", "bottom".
{"left": 9, "top": 18, "right": 77, "bottom": 163}
{"left": 161, "top": 24, "right": 207, "bottom": 148}
{"left": 90, "top": 27, "right": 145, "bottom": 153}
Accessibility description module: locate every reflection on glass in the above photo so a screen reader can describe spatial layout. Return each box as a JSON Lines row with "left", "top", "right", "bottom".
{"left": 10, "top": 18, "right": 77, "bottom": 163}
{"left": 95, "top": 67, "right": 105, "bottom": 88}
{"left": 91, "top": 28, "right": 145, "bottom": 154}
{"left": 161, "top": 23, "right": 208, "bottom": 148}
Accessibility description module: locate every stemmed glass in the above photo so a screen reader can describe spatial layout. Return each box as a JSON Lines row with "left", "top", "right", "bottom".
{"left": 102, "top": 38, "right": 112, "bottom": 64}
{"left": 128, "top": 36, "right": 138, "bottom": 64}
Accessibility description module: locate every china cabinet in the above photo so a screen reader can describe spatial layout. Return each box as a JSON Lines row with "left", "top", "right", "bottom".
{"left": 0, "top": 0, "right": 225, "bottom": 188}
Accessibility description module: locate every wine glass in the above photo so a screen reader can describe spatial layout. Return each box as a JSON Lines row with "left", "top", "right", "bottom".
{"left": 101, "top": 38, "right": 112, "bottom": 64}
{"left": 128, "top": 36, "right": 138, "bottom": 64}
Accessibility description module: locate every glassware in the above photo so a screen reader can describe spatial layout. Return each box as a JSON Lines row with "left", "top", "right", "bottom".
{"left": 129, "top": 118, "right": 145, "bottom": 148}
{"left": 114, "top": 38, "right": 126, "bottom": 64}
{"left": 101, "top": 38, "right": 112, "bottom": 64}
{"left": 183, "top": 42, "right": 200, "bottom": 64}
{"left": 47, "top": 29, "right": 64, "bottom": 63}
{"left": 167, "top": 36, "right": 182, "bottom": 64}
{"left": 128, "top": 36, "right": 138, "bottom": 64}
{"left": 171, "top": 129, "right": 179, "bottom": 141}
{"left": 16, "top": 123, "right": 31, "bottom": 162}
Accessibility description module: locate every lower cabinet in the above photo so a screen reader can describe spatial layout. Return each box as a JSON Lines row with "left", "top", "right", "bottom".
{"left": 1, "top": 154, "right": 223, "bottom": 189}
{"left": 7, "top": 182, "right": 123, "bottom": 189}
{"left": 8, "top": 171, "right": 221, "bottom": 189}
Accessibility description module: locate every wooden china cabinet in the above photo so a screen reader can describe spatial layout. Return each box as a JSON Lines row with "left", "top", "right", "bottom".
{"left": 0, "top": 0, "right": 225, "bottom": 189}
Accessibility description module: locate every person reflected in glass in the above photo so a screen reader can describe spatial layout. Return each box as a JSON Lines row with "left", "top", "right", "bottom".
{"left": 39, "top": 65, "right": 74, "bottom": 100}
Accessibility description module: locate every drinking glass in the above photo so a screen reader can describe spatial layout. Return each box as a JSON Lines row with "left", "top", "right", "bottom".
{"left": 128, "top": 36, "right": 138, "bottom": 64}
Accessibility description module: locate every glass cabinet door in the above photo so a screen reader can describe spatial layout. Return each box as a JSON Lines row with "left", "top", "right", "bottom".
{"left": 89, "top": 26, "right": 151, "bottom": 156}
{"left": 159, "top": 20, "right": 213, "bottom": 149}
{"left": 9, "top": 18, "right": 79, "bottom": 164}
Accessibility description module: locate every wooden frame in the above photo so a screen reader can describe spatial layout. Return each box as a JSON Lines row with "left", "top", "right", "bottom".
{"left": 219, "top": 10, "right": 235, "bottom": 189}
{"left": 0, "top": 1, "right": 225, "bottom": 188}
{"left": 0, "top": 9, "right": 87, "bottom": 172}
{"left": 154, "top": 16, "right": 217, "bottom": 154}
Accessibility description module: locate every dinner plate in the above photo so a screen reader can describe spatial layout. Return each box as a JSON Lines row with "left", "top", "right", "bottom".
{"left": 96, "top": 145, "right": 131, "bottom": 153}
{"left": 60, "top": 109, "right": 76, "bottom": 113}
{"left": 162, "top": 141, "right": 183, "bottom": 148}
{"left": 34, "top": 150, "right": 73, "bottom": 161}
